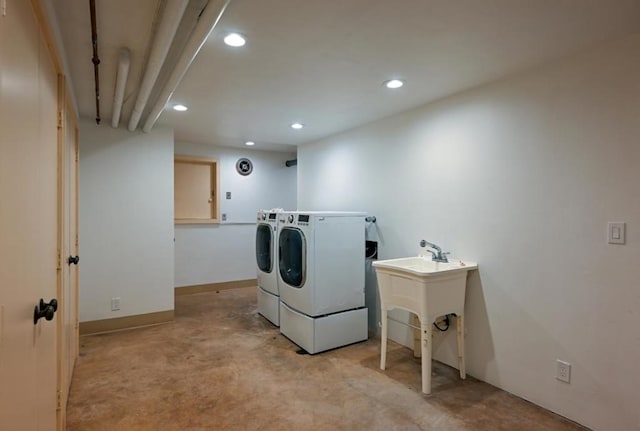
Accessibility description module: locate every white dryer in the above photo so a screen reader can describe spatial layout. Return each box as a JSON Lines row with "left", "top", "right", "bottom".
{"left": 277, "top": 211, "right": 368, "bottom": 354}
{"left": 256, "top": 209, "right": 281, "bottom": 326}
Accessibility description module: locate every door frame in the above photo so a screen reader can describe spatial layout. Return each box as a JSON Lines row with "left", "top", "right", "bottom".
{"left": 55, "top": 73, "right": 80, "bottom": 430}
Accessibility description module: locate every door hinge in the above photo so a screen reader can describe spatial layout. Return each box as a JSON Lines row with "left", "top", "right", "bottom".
{"left": 56, "top": 250, "right": 62, "bottom": 270}
{"left": 57, "top": 111, "right": 64, "bottom": 129}
{"left": 56, "top": 390, "right": 62, "bottom": 411}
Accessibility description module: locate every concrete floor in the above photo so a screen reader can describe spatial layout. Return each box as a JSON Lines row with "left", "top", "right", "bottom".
{"left": 67, "top": 287, "right": 587, "bottom": 431}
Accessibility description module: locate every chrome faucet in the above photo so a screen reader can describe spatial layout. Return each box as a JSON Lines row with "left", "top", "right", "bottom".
{"left": 419, "top": 239, "right": 449, "bottom": 263}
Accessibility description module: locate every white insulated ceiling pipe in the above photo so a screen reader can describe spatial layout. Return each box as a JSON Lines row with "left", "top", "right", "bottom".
{"left": 142, "top": 0, "right": 231, "bottom": 133}
{"left": 128, "top": 0, "right": 189, "bottom": 132}
{"left": 111, "top": 48, "right": 131, "bottom": 128}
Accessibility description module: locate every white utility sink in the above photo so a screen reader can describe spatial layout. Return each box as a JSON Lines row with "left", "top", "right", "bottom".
{"left": 373, "top": 256, "right": 475, "bottom": 276}
{"left": 373, "top": 256, "right": 477, "bottom": 394}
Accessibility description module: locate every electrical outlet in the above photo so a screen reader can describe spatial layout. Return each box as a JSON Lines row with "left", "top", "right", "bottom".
{"left": 226, "top": 192, "right": 231, "bottom": 199}
{"left": 222, "top": 213, "right": 227, "bottom": 221}
{"left": 111, "top": 297, "right": 121, "bottom": 311}
{"left": 556, "top": 359, "right": 571, "bottom": 383}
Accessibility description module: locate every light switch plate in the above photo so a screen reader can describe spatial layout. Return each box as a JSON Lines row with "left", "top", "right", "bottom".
{"left": 226, "top": 192, "right": 231, "bottom": 199}
{"left": 111, "top": 297, "right": 121, "bottom": 311}
{"left": 608, "top": 222, "right": 626, "bottom": 244}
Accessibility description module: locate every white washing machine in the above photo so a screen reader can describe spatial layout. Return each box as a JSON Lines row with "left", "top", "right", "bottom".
{"left": 277, "top": 211, "right": 368, "bottom": 354}
{"left": 256, "top": 209, "right": 281, "bottom": 326}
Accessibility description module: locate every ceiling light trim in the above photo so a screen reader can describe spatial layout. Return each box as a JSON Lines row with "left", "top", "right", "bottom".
{"left": 384, "top": 79, "right": 404, "bottom": 89}
{"left": 223, "top": 32, "right": 246, "bottom": 47}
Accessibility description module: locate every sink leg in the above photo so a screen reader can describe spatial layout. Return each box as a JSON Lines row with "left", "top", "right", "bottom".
{"left": 456, "top": 314, "right": 466, "bottom": 380}
{"left": 380, "top": 308, "right": 388, "bottom": 370}
{"left": 421, "top": 319, "right": 432, "bottom": 394}
{"left": 411, "top": 314, "right": 421, "bottom": 358}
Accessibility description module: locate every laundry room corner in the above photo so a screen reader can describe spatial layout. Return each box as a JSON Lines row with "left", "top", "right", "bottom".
{"left": 173, "top": 141, "right": 297, "bottom": 290}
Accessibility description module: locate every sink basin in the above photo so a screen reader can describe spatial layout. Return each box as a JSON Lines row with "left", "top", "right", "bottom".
{"left": 373, "top": 257, "right": 477, "bottom": 321}
{"left": 373, "top": 256, "right": 477, "bottom": 394}
{"left": 373, "top": 256, "right": 477, "bottom": 277}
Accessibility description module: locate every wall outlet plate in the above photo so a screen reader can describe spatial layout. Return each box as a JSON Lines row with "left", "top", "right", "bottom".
{"left": 556, "top": 359, "right": 571, "bottom": 383}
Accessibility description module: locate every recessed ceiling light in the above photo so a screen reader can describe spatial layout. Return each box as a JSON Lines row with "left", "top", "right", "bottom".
{"left": 290, "top": 123, "right": 304, "bottom": 130}
{"left": 384, "top": 79, "right": 404, "bottom": 89}
{"left": 245, "top": 141, "right": 255, "bottom": 146}
{"left": 173, "top": 104, "right": 188, "bottom": 111}
{"left": 224, "top": 33, "right": 246, "bottom": 47}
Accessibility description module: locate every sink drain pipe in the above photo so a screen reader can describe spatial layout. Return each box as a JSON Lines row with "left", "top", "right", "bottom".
{"left": 379, "top": 314, "right": 453, "bottom": 331}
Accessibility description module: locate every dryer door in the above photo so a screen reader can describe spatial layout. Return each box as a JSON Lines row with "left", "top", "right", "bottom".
{"left": 256, "top": 224, "right": 273, "bottom": 273}
{"left": 278, "top": 227, "right": 306, "bottom": 288}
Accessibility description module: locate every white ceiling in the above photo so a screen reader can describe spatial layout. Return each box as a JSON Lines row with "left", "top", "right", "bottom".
{"left": 54, "top": 0, "right": 640, "bottom": 152}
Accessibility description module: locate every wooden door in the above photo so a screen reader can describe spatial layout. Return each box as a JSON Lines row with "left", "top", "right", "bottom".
{"left": 0, "top": 1, "right": 63, "bottom": 429}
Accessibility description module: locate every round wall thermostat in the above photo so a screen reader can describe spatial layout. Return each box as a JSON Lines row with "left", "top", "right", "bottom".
{"left": 236, "top": 158, "right": 253, "bottom": 176}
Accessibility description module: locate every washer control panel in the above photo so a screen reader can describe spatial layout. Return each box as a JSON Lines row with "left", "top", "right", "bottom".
{"left": 258, "top": 211, "right": 279, "bottom": 225}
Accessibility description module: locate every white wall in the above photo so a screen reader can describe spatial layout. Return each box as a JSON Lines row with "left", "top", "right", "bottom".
{"left": 297, "top": 35, "right": 640, "bottom": 431}
{"left": 174, "top": 142, "right": 296, "bottom": 287}
{"left": 79, "top": 119, "right": 175, "bottom": 321}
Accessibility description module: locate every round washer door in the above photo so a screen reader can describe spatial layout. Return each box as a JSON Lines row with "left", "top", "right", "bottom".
{"left": 256, "top": 224, "right": 273, "bottom": 273}
{"left": 278, "top": 227, "right": 306, "bottom": 288}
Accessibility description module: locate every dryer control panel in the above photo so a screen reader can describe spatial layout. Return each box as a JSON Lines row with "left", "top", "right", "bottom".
{"left": 297, "top": 214, "right": 309, "bottom": 226}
